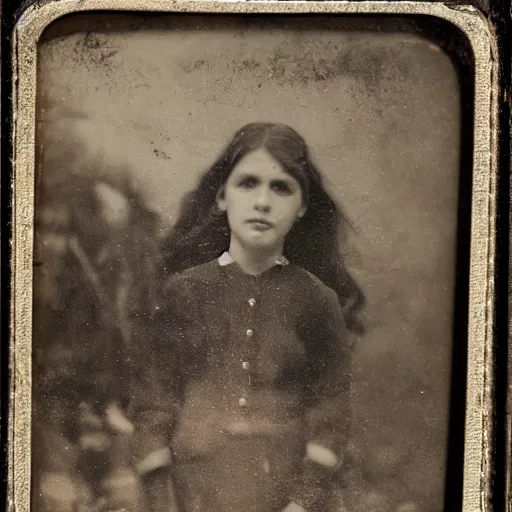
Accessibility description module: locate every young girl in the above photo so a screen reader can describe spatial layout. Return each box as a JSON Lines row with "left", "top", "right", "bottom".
{"left": 132, "top": 123, "right": 365, "bottom": 512}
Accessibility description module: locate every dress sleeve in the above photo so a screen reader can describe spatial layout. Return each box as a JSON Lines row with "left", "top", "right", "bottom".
{"left": 130, "top": 275, "right": 191, "bottom": 475}
{"left": 290, "top": 285, "right": 353, "bottom": 511}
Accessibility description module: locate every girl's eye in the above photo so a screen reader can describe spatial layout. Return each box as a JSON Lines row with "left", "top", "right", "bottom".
{"left": 271, "top": 181, "right": 293, "bottom": 195}
{"left": 237, "top": 177, "right": 258, "bottom": 190}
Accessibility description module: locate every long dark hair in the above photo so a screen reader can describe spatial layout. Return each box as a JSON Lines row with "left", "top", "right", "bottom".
{"left": 162, "top": 122, "right": 365, "bottom": 333}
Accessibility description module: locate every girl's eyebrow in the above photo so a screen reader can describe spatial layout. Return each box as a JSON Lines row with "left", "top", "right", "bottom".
{"left": 271, "top": 177, "right": 299, "bottom": 187}
{"left": 271, "top": 177, "right": 296, "bottom": 183}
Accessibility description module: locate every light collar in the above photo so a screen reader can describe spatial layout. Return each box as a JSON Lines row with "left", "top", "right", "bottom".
{"left": 218, "top": 251, "right": 289, "bottom": 267}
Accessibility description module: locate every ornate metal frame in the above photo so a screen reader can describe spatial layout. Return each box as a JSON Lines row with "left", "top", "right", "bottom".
{"left": 9, "top": 2, "right": 499, "bottom": 511}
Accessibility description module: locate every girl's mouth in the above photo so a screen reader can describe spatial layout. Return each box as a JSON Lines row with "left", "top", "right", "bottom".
{"left": 247, "top": 219, "right": 273, "bottom": 231}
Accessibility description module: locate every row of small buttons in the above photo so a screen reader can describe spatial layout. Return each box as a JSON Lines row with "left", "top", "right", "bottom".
{"left": 239, "top": 298, "right": 257, "bottom": 408}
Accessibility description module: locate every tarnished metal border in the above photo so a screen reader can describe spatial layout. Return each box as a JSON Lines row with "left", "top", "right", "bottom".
{"left": 9, "top": 2, "right": 498, "bottom": 511}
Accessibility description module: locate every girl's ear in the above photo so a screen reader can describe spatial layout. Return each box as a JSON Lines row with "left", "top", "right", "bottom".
{"left": 216, "top": 186, "right": 227, "bottom": 212}
{"left": 297, "top": 204, "right": 307, "bottom": 219}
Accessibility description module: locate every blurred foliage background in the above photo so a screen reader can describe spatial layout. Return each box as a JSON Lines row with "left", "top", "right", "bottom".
{"left": 32, "top": 14, "right": 462, "bottom": 512}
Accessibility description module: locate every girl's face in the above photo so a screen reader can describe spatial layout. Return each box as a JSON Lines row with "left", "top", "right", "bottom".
{"left": 217, "top": 148, "right": 306, "bottom": 255}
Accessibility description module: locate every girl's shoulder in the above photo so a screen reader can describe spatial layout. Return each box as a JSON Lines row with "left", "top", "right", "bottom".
{"left": 162, "top": 258, "right": 221, "bottom": 293}
{"left": 289, "top": 267, "right": 346, "bottom": 328}
{"left": 290, "top": 265, "right": 332, "bottom": 292}
{"left": 288, "top": 265, "right": 339, "bottom": 304}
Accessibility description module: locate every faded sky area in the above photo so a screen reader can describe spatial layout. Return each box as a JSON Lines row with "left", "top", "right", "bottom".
{"left": 37, "top": 14, "right": 461, "bottom": 511}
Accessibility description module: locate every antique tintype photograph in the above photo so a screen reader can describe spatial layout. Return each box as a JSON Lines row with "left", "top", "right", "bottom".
{"left": 9, "top": 2, "right": 498, "bottom": 512}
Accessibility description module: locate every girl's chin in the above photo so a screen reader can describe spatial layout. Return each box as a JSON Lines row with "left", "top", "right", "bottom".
{"left": 240, "top": 238, "right": 282, "bottom": 253}
{"left": 245, "top": 233, "right": 279, "bottom": 245}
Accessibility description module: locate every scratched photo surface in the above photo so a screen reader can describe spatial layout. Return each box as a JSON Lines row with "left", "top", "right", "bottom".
{"left": 33, "top": 14, "right": 461, "bottom": 512}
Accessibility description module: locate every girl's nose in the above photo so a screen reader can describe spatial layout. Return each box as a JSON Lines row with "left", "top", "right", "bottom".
{"left": 254, "top": 188, "right": 271, "bottom": 212}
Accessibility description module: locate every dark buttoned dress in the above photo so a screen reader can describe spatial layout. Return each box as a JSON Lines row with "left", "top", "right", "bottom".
{"left": 133, "top": 255, "right": 352, "bottom": 512}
